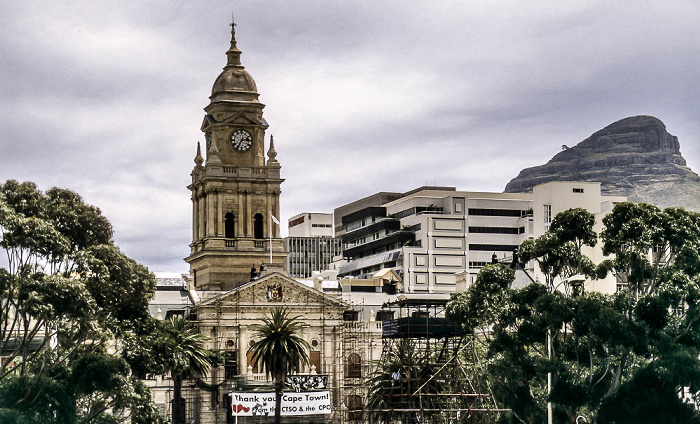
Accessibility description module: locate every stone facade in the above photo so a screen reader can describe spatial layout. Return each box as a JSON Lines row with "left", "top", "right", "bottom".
{"left": 187, "top": 272, "right": 349, "bottom": 423}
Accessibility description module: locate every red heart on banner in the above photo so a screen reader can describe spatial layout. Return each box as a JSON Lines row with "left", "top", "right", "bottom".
{"left": 233, "top": 404, "right": 250, "bottom": 414}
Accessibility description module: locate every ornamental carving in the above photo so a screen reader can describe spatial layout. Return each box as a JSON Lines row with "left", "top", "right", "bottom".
{"left": 266, "top": 283, "right": 282, "bottom": 301}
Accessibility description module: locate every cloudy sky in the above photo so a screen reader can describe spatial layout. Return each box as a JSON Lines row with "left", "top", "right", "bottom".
{"left": 1, "top": 1, "right": 699, "bottom": 272}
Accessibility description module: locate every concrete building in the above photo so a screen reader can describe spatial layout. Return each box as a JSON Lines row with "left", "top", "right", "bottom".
{"left": 335, "top": 182, "right": 625, "bottom": 293}
{"left": 285, "top": 213, "right": 342, "bottom": 278}
{"left": 530, "top": 181, "right": 626, "bottom": 293}
{"left": 289, "top": 212, "right": 334, "bottom": 237}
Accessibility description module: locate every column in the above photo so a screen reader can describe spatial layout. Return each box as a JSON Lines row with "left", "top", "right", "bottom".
{"left": 266, "top": 191, "right": 272, "bottom": 239}
{"left": 216, "top": 190, "right": 223, "bottom": 236}
{"left": 192, "top": 193, "right": 198, "bottom": 242}
{"left": 206, "top": 189, "right": 215, "bottom": 236}
{"left": 237, "top": 190, "right": 244, "bottom": 237}
{"left": 246, "top": 191, "right": 253, "bottom": 237}
{"left": 198, "top": 190, "right": 206, "bottom": 240}
{"left": 201, "top": 193, "right": 207, "bottom": 239}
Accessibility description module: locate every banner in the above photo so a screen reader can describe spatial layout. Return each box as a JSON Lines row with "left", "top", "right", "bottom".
{"left": 230, "top": 391, "right": 332, "bottom": 417}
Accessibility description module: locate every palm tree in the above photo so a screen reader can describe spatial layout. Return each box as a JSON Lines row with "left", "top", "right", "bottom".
{"left": 248, "top": 307, "right": 311, "bottom": 424}
{"left": 164, "top": 316, "right": 220, "bottom": 424}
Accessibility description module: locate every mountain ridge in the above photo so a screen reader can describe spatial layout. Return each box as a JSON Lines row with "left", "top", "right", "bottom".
{"left": 504, "top": 115, "right": 700, "bottom": 211}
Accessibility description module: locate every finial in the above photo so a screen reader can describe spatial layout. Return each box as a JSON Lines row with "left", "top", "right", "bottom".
{"left": 267, "top": 134, "right": 278, "bottom": 162}
{"left": 194, "top": 142, "right": 204, "bottom": 166}
{"left": 225, "top": 15, "right": 242, "bottom": 68}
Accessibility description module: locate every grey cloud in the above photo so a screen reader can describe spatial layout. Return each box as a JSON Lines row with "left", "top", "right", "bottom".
{"left": 2, "top": 1, "right": 699, "bottom": 271}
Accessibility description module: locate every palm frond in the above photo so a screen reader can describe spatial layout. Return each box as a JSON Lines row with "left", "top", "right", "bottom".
{"left": 247, "top": 307, "right": 311, "bottom": 379}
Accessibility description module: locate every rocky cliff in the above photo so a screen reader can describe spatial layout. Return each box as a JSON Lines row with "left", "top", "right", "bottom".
{"left": 504, "top": 116, "right": 700, "bottom": 211}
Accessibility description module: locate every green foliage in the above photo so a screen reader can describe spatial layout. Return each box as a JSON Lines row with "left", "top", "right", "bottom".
{"left": 0, "top": 373, "right": 76, "bottom": 424}
{"left": 0, "top": 180, "right": 166, "bottom": 424}
{"left": 549, "top": 208, "right": 598, "bottom": 249}
{"left": 520, "top": 208, "right": 599, "bottom": 290}
{"left": 248, "top": 307, "right": 311, "bottom": 380}
{"left": 446, "top": 264, "right": 514, "bottom": 331}
{"left": 597, "top": 365, "right": 699, "bottom": 424}
{"left": 161, "top": 316, "right": 220, "bottom": 378}
{"left": 448, "top": 205, "right": 700, "bottom": 423}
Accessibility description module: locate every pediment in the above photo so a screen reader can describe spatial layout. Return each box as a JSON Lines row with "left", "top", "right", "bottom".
{"left": 197, "top": 272, "right": 348, "bottom": 311}
{"left": 221, "top": 111, "right": 261, "bottom": 126}
{"left": 200, "top": 115, "right": 217, "bottom": 131}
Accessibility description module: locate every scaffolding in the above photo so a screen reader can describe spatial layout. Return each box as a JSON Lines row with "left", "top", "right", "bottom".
{"left": 340, "top": 299, "right": 384, "bottom": 424}
{"left": 363, "top": 298, "right": 507, "bottom": 423}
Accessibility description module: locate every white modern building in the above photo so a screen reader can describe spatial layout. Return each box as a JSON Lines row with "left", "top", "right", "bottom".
{"left": 335, "top": 182, "right": 625, "bottom": 293}
{"left": 285, "top": 212, "right": 342, "bottom": 278}
{"left": 288, "top": 212, "right": 334, "bottom": 237}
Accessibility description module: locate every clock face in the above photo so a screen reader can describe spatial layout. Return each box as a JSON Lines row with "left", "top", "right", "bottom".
{"left": 206, "top": 133, "right": 212, "bottom": 150}
{"left": 230, "top": 129, "right": 253, "bottom": 152}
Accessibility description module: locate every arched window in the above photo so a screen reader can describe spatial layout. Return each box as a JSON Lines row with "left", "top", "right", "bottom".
{"left": 247, "top": 340, "right": 259, "bottom": 373}
{"left": 225, "top": 213, "right": 235, "bottom": 238}
{"left": 254, "top": 213, "right": 264, "bottom": 239}
{"left": 346, "top": 353, "right": 361, "bottom": 378}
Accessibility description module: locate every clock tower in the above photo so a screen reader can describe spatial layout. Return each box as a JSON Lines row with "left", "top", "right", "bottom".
{"left": 186, "top": 23, "right": 286, "bottom": 290}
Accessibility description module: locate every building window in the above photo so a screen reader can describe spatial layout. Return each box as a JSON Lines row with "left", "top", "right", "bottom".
{"left": 224, "top": 351, "right": 237, "bottom": 380}
{"left": 468, "top": 226, "right": 524, "bottom": 234}
{"left": 346, "top": 353, "right": 361, "bottom": 378}
{"left": 468, "top": 208, "right": 526, "bottom": 217}
{"left": 469, "top": 244, "right": 519, "bottom": 252}
{"left": 343, "top": 310, "right": 359, "bottom": 321}
{"left": 375, "top": 310, "right": 395, "bottom": 321}
{"left": 254, "top": 213, "right": 263, "bottom": 239}
{"left": 346, "top": 395, "right": 363, "bottom": 421}
{"left": 310, "top": 350, "right": 321, "bottom": 373}
{"left": 543, "top": 204, "right": 552, "bottom": 224}
{"left": 247, "top": 340, "right": 259, "bottom": 373}
{"left": 573, "top": 188, "right": 584, "bottom": 193}
{"left": 224, "top": 213, "right": 235, "bottom": 238}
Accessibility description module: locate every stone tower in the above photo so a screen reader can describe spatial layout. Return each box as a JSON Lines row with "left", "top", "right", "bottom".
{"left": 186, "top": 23, "right": 286, "bottom": 290}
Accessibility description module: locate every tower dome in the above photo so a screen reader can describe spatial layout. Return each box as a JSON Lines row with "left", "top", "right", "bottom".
{"left": 209, "top": 24, "right": 260, "bottom": 103}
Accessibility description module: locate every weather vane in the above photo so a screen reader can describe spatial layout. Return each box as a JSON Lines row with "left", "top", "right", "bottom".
{"left": 230, "top": 12, "right": 236, "bottom": 32}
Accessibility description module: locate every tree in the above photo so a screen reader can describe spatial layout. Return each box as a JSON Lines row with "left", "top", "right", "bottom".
{"left": 447, "top": 205, "right": 700, "bottom": 423}
{"left": 519, "top": 208, "right": 598, "bottom": 295}
{"left": 596, "top": 203, "right": 700, "bottom": 422}
{"left": 247, "top": 307, "right": 310, "bottom": 424}
{"left": 160, "top": 316, "right": 219, "bottom": 424}
{"left": 0, "top": 180, "right": 166, "bottom": 423}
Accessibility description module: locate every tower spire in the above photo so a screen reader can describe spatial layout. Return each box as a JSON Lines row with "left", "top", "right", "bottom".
{"left": 194, "top": 141, "right": 204, "bottom": 167}
{"left": 226, "top": 14, "right": 242, "bottom": 68}
{"left": 267, "top": 134, "right": 279, "bottom": 165}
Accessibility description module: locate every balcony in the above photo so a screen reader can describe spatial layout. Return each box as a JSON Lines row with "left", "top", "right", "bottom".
{"left": 343, "top": 231, "right": 414, "bottom": 259}
{"left": 196, "top": 237, "right": 278, "bottom": 252}
{"left": 343, "top": 321, "right": 383, "bottom": 332}
{"left": 243, "top": 368, "right": 330, "bottom": 391}
{"left": 341, "top": 218, "right": 401, "bottom": 244}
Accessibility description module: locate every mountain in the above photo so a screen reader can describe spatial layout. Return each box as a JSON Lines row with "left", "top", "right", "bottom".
{"left": 504, "top": 115, "right": 700, "bottom": 211}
